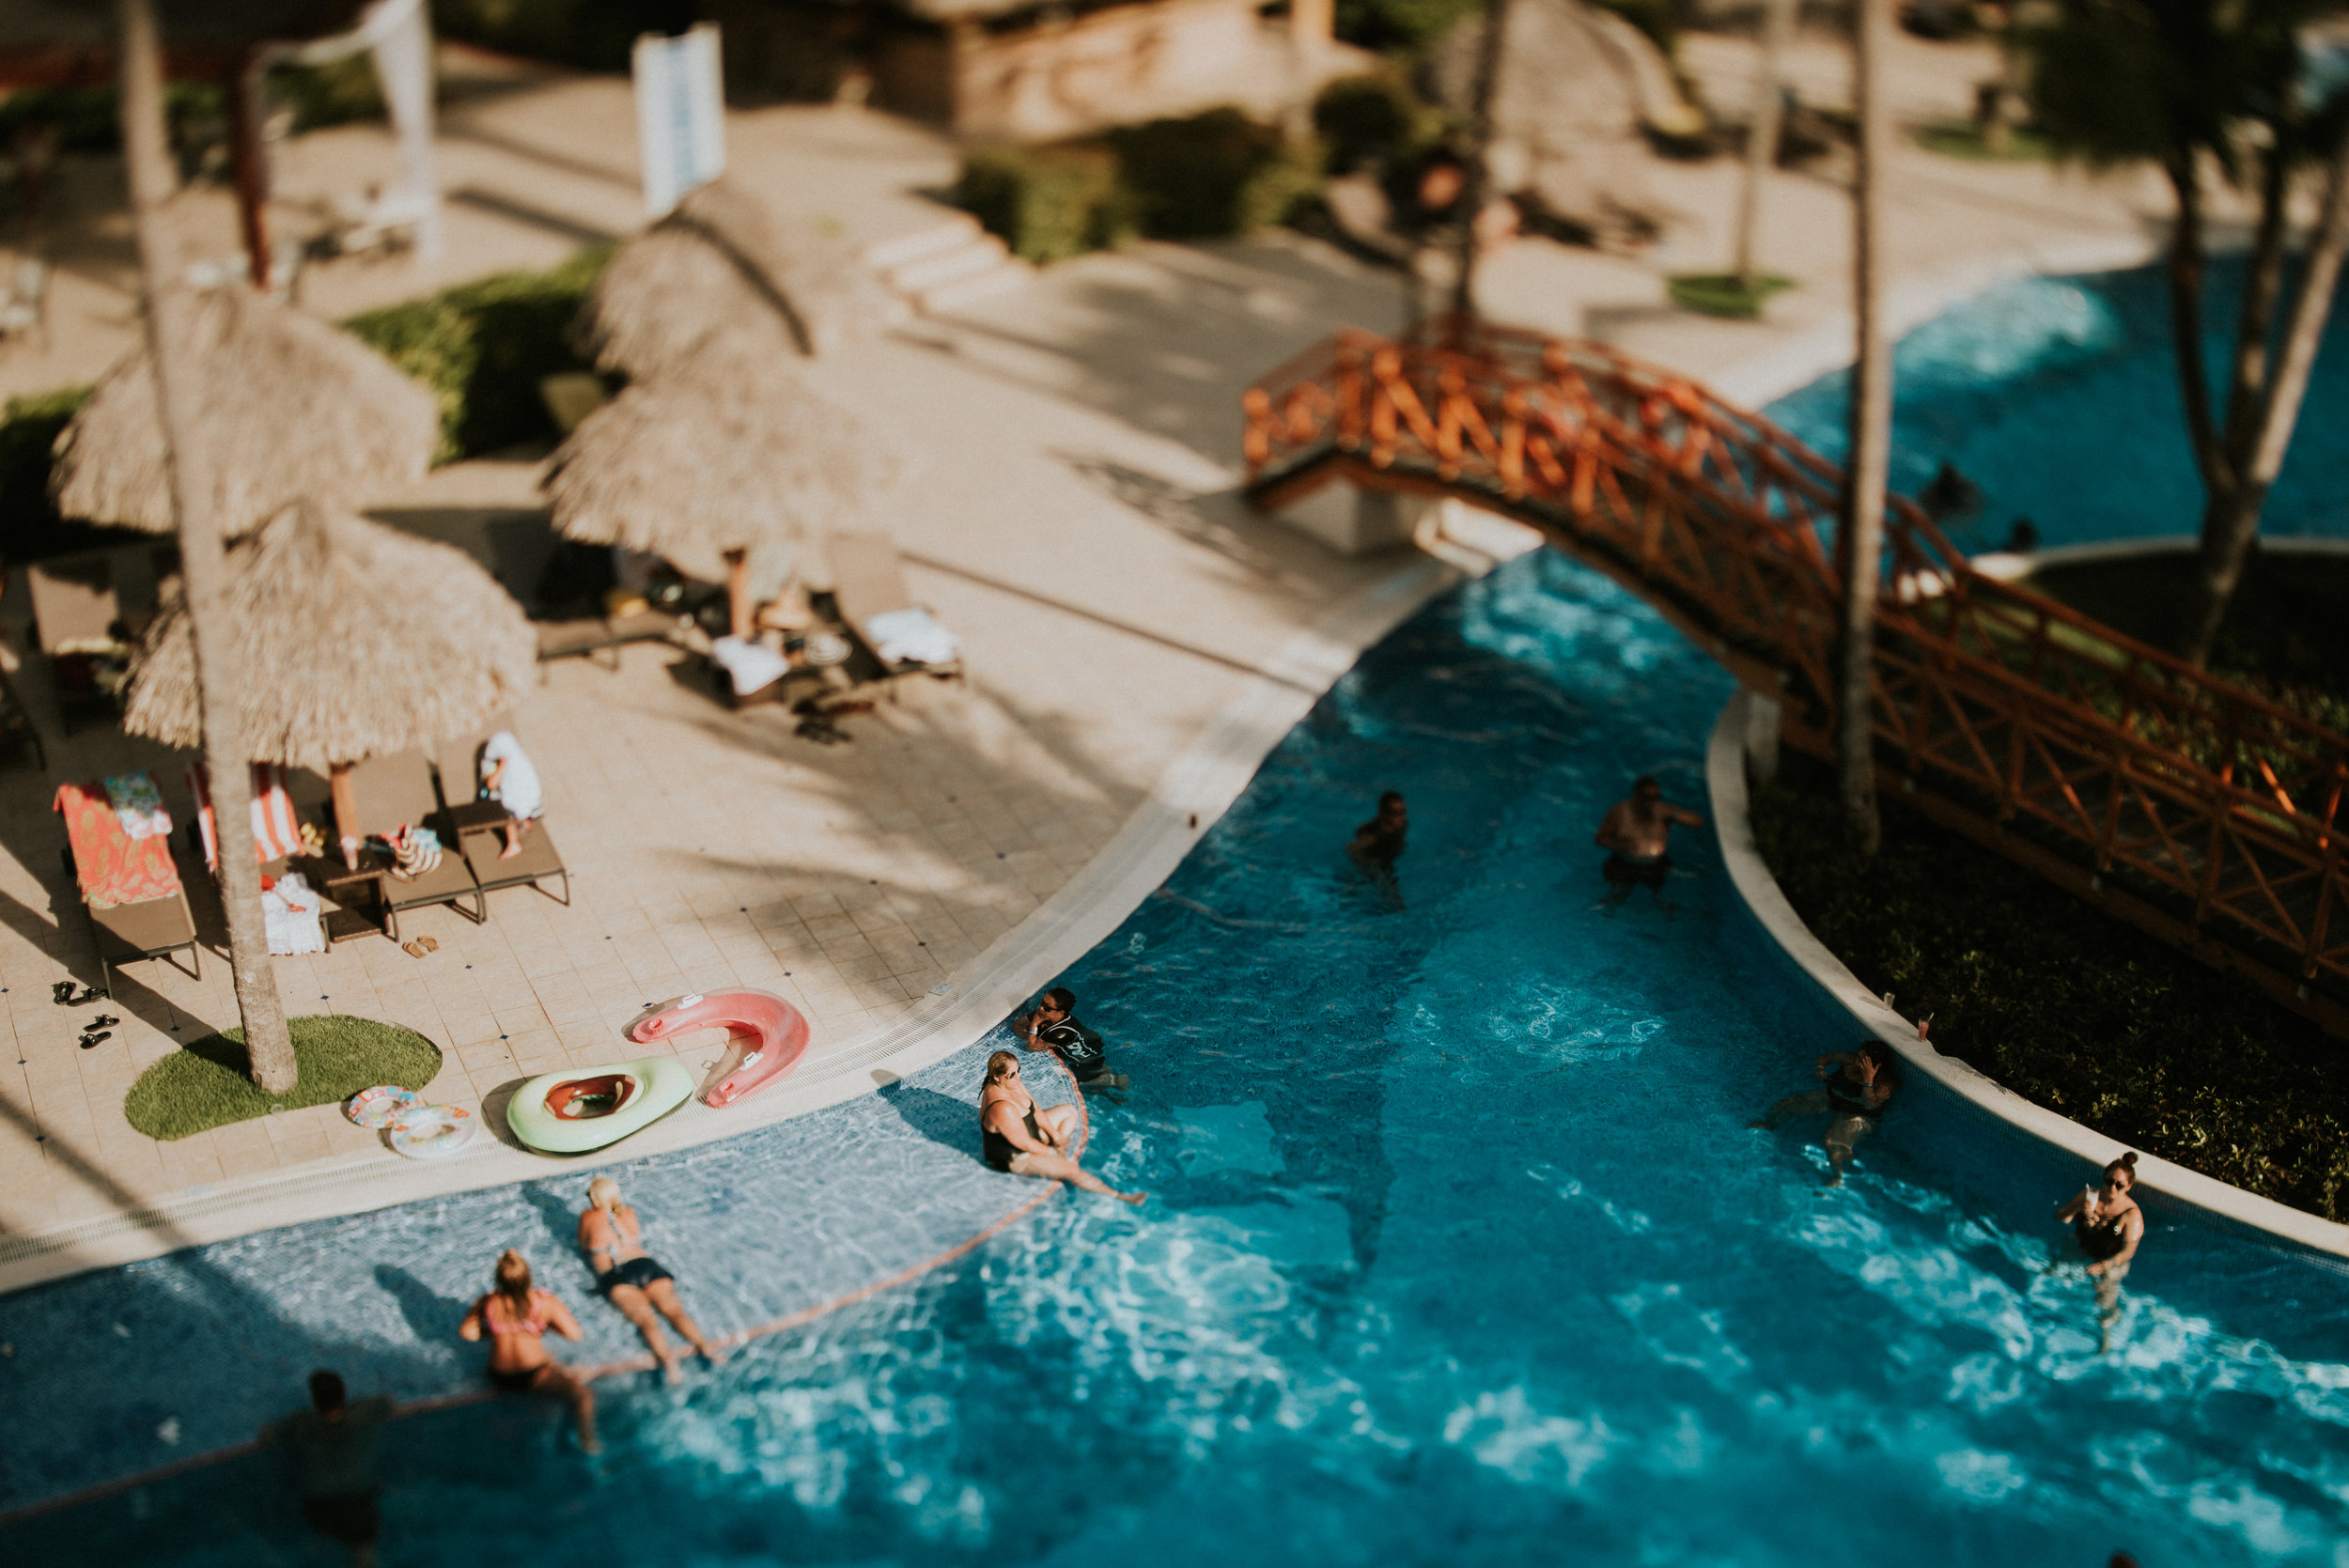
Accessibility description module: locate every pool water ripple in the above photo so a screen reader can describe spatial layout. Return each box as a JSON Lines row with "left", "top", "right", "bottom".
{"left": 5, "top": 550, "right": 2348, "bottom": 1566}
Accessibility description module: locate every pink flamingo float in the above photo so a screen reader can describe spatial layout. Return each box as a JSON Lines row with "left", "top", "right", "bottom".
{"left": 630, "top": 988, "right": 811, "bottom": 1108}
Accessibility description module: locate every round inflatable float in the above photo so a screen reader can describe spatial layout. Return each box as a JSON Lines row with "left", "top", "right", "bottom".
{"left": 629, "top": 989, "right": 810, "bottom": 1108}
{"left": 388, "top": 1103, "right": 476, "bottom": 1159}
{"left": 506, "top": 1055, "right": 695, "bottom": 1155}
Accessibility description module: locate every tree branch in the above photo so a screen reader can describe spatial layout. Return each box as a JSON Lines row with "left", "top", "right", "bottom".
{"left": 2163, "top": 152, "right": 2227, "bottom": 489}
{"left": 2218, "top": 139, "right": 2291, "bottom": 472}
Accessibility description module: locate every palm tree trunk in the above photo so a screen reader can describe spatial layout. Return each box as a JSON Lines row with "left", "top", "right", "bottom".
{"left": 1450, "top": 0, "right": 1515, "bottom": 325}
{"left": 117, "top": 0, "right": 298, "bottom": 1095}
{"left": 2184, "top": 115, "right": 2349, "bottom": 668}
{"left": 1838, "top": 0, "right": 1893, "bottom": 854}
{"left": 1734, "top": 0, "right": 1796, "bottom": 293}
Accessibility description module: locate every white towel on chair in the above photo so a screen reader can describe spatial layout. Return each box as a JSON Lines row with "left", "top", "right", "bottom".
{"left": 866, "top": 607, "right": 958, "bottom": 667}
{"left": 710, "top": 635, "right": 790, "bottom": 696}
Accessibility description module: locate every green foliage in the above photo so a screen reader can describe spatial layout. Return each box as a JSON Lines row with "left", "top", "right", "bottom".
{"left": 341, "top": 247, "right": 612, "bottom": 460}
{"left": 431, "top": 0, "right": 696, "bottom": 71}
{"left": 1334, "top": 0, "right": 1483, "bottom": 50}
{"left": 123, "top": 1016, "right": 443, "bottom": 1141}
{"left": 1750, "top": 757, "right": 2349, "bottom": 1220}
{"left": 955, "top": 145, "right": 1130, "bottom": 264}
{"left": 1313, "top": 72, "right": 1446, "bottom": 174}
{"left": 956, "top": 111, "right": 1321, "bottom": 263}
{"left": 1109, "top": 109, "right": 1322, "bottom": 239}
{"left": 1667, "top": 272, "right": 1794, "bottom": 319}
{"left": 0, "top": 386, "right": 122, "bottom": 567}
{"left": 276, "top": 55, "right": 387, "bottom": 132}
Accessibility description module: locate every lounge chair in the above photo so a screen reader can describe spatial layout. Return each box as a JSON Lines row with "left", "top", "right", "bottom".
{"left": 430, "top": 723, "right": 572, "bottom": 908}
{"left": 535, "top": 606, "right": 683, "bottom": 670}
{"left": 825, "top": 532, "right": 966, "bottom": 691}
{"left": 54, "top": 774, "right": 200, "bottom": 998}
{"left": 186, "top": 760, "right": 341, "bottom": 952}
{"left": 337, "top": 751, "right": 486, "bottom": 940}
{"left": 27, "top": 554, "right": 130, "bottom": 735}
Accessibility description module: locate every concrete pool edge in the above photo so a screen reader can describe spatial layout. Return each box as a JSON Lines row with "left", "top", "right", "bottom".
{"left": 0, "top": 552, "right": 1463, "bottom": 1296}
{"left": 1704, "top": 690, "right": 2349, "bottom": 1265}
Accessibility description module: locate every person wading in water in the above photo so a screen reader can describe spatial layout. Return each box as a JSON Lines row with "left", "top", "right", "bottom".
{"left": 2054, "top": 1152, "right": 2145, "bottom": 1352}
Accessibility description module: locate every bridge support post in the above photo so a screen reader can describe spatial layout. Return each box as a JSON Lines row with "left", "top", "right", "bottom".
{"left": 1743, "top": 691, "right": 1782, "bottom": 785}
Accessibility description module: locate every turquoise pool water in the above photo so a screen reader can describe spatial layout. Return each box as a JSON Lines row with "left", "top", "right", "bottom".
{"left": 1766, "top": 258, "right": 2349, "bottom": 550}
{"left": 5, "top": 551, "right": 2345, "bottom": 1566}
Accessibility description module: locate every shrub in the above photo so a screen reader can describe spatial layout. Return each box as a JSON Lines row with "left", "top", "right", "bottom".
{"left": 342, "top": 246, "right": 612, "bottom": 460}
{"left": 1335, "top": 0, "right": 1483, "bottom": 50}
{"left": 955, "top": 144, "right": 1129, "bottom": 264}
{"left": 431, "top": 0, "right": 696, "bottom": 71}
{"left": 1750, "top": 753, "right": 2349, "bottom": 1220}
{"left": 956, "top": 110, "right": 1320, "bottom": 263}
{"left": 1313, "top": 72, "right": 1445, "bottom": 174}
{"left": 1109, "top": 109, "right": 1322, "bottom": 239}
{"left": 0, "top": 386, "right": 129, "bottom": 567}
{"left": 277, "top": 55, "right": 387, "bottom": 132}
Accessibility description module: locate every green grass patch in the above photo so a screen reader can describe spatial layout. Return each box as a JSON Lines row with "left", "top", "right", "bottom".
{"left": 124, "top": 1016, "right": 443, "bottom": 1141}
{"left": 1750, "top": 754, "right": 2349, "bottom": 1219}
{"left": 1915, "top": 120, "right": 2053, "bottom": 162}
{"left": 1667, "top": 272, "right": 1794, "bottom": 320}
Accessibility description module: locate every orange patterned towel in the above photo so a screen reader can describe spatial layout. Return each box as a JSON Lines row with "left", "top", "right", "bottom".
{"left": 54, "top": 779, "right": 182, "bottom": 909}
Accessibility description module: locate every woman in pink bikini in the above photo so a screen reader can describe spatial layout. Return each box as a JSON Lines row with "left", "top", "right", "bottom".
{"left": 458, "top": 1250, "right": 598, "bottom": 1452}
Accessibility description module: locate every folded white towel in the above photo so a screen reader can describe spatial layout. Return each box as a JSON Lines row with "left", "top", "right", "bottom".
{"left": 710, "top": 634, "right": 791, "bottom": 695}
{"left": 866, "top": 606, "right": 958, "bottom": 667}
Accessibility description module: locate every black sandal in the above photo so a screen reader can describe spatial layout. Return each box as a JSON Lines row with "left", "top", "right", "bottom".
{"left": 79, "top": 1031, "right": 112, "bottom": 1049}
{"left": 86, "top": 1015, "right": 119, "bottom": 1030}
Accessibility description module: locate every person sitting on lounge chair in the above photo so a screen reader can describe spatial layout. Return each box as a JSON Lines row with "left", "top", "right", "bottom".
{"left": 478, "top": 730, "right": 542, "bottom": 861}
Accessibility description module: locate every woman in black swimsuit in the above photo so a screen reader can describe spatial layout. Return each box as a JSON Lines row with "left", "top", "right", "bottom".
{"left": 2054, "top": 1152, "right": 2145, "bottom": 1351}
{"left": 577, "top": 1177, "right": 726, "bottom": 1381}
{"left": 979, "top": 1050, "right": 1145, "bottom": 1204}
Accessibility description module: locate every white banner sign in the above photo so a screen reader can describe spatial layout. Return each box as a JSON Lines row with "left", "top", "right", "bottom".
{"left": 633, "top": 23, "right": 725, "bottom": 219}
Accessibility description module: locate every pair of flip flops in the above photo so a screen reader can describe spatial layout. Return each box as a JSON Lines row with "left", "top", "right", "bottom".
{"left": 52, "top": 981, "right": 102, "bottom": 1007}
{"left": 79, "top": 1013, "right": 118, "bottom": 1049}
{"left": 400, "top": 935, "right": 441, "bottom": 959}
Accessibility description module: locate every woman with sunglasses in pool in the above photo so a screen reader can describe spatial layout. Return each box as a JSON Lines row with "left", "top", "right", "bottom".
{"left": 2054, "top": 1152, "right": 2145, "bottom": 1352}
{"left": 979, "top": 1049, "right": 1145, "bottom": 1204}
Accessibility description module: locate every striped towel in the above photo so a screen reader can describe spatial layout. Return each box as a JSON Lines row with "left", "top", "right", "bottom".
{"left": 187, "top": 761, "right": 303, "bottom": 872}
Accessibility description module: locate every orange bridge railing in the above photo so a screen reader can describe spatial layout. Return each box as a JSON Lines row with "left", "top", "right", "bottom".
{"left": 1242, "top": 320, "right": 2349, "bottom": 1027}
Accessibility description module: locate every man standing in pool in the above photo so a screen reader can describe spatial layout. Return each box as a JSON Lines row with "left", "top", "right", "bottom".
{"left": 1347, "top": 791, "right": 1408, "bottom": 907}
{"left": 1595, "top": 775, "right": 1703, "bottom": 908}
{"left": 1019, "top": 986, "right": 1130, "bottom": 1094}
{"left": 269, "top": 1370, "right": 391, "bottom": 1567}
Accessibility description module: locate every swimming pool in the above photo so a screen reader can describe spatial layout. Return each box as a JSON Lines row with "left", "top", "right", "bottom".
{"left": 5, "top": 549, "right": 2345, "bottom": 1566}
{"left": 1766, "top": 256, "right": 2349, "bottom": 551}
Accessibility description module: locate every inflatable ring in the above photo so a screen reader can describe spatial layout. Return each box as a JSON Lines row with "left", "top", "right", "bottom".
{"left": 388, "top": 1103, "right": 477, "bottom": 1159}
{"left": 629, "top": 989, "right": 811, "bottom": 1109}
{"left": 506, "top": 1056, "right": 695, "bottom": 1155}
{"left": 346, "top": 1085, "right": 419, "bottom": 1128}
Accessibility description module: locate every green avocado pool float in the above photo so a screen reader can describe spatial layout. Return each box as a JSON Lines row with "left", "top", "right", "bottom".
{"left": 506, "top": 1056, "right": 695, "bottom": 1154}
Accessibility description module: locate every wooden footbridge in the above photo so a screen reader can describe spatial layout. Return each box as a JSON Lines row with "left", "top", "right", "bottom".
{"left": 1243, "top": 318, "right": 2349, "bottom": 1033}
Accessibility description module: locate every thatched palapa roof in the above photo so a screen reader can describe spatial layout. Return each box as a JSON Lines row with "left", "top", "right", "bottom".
{"left": 576, "top": 177, "right": 894, "bottom": 379}
{"left": 543, "top": 340, "right": 904, "bottom": 583}
{"left": 124, "top": 502, "right": 536, "bottom": 771}
{"left": 52, "top": 285, "right": 440, "bottom": 538}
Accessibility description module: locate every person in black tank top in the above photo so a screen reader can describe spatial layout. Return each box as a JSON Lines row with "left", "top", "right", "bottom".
{"left": 1020, "top": 986, "right": 1129, "bottom": 1093}
{"left": 2055, "top": 1152, "right": 2145, "bottom": 1351}
{"left": 978, "top": 1049, "right": 1146, "bottom": 1204}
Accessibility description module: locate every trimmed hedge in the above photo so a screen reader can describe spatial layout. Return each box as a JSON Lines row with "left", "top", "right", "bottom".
{"left": 1314, "top": 71, "right": 1446, "bottom": 176}
{"left": 956, "top": 109, "right": 1320, "bottom": 265}
{"left": 956, "top": 145, "right": 1130, "bottom": 265}
{"left": 1750, "top": 753, "right": 2349, "bottom": 1220}
{"left": 342, "top": 245, "right": 612, "bottom": 460}
{"left": 0, "top": 386, "right": 120, "bottom": 567}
